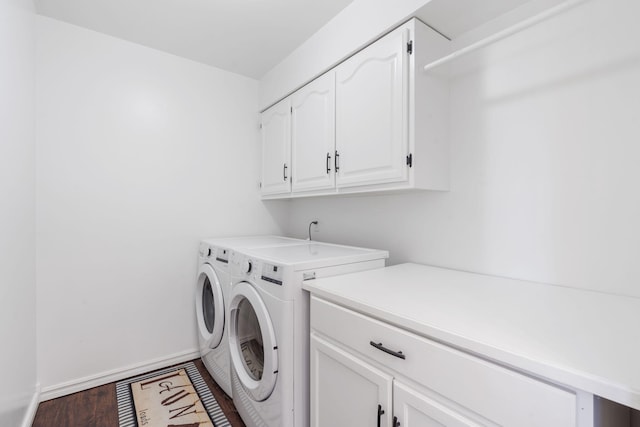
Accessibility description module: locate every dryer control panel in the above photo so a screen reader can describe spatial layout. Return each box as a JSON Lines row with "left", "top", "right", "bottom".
{"left": 230, "top": 252, "right": 285, "bottom": 288}
{"left": 261, "top": 263, "right": 283, "bottom": 286}
{"left": 214, "top": 247, "right": 229, "bottom": 264}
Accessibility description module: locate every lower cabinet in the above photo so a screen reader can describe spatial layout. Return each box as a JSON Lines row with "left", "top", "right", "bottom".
{"left": 310, "top": 334, "right": 393, "bottom": 427}
{"left": 311, "top": 333, "right": 478, "bottom": 427}
{"left": 309, "top": 296, "right": 578, "bottom": 427}
{"left": 393, "top": 381, "right": 481, "bottom": 427}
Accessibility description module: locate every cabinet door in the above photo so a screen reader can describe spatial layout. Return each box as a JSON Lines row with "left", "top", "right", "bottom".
{"left": 291, "top": 72, "right": 336, "bottom": 193}
{"left": 393, "top": 382, "right": 483, "bottom": 427}
{"left": 261, "top": 98, "right": 291, "bottom": 195}
{"left": 310, "top": 333, "right": 393, "bottom": 427}
{"left": 335, "top": 26, "right": 409, "bottom": 189}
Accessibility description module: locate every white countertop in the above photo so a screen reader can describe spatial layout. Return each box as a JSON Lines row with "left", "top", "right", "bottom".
{"left": 302, "top": 263, "right": 640, "bottom": 411}
{"left": 242, "top": 242, "right": 388, "bottom": 271}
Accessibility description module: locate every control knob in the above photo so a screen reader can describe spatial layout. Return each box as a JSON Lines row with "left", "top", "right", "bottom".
{"left": 242, "top": 259, "right": 253, "bottom": 274}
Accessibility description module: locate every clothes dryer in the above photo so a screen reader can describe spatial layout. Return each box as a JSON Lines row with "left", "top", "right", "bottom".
{"left": 228, "top": 242, "right": 388, "bottom": 427}
{"left": 196, "top": 236, "right": 304, "bottom": 397}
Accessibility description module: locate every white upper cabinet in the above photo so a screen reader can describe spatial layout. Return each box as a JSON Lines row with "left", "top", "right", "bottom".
{"left": 334, "top": 26, "right": 409, "bottom": 189}
{"left": 291, "top": 72, "right": 336, "bottom": 193}
{"left": 260, "top": 98, "right": 291, "bottom": 196}
{"left": 260, "top": 18, "right": 450, "bottom": 199}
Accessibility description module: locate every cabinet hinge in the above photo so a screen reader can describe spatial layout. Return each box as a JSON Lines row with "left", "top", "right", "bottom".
{"left": 290, "top": 107, "right": 293, "bottom": 114}
{"left": 406, "top": 153, "right": 413, "bottom": 167}
{"left": 407, "top": 40, "right": 413, "bottom": 55}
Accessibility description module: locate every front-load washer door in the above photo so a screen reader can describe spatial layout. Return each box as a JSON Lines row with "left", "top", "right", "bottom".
{"left": 196, "top": 263, "right": 225, "bottom": 349}
{"left": 228, "top": 281, "right": 278, "bottom": 402}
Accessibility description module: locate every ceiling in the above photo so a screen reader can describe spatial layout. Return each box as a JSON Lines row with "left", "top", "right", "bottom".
{"left": 35, "top": 0, "right": 354, "bottom": 79}
{"left": 35, "top": 0, "right": 562, "bottom": 81}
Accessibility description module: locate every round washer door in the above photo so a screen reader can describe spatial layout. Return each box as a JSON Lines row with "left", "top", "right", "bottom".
{"left": 228, "top": 281, "right": 278, "bottom": 402}
{"left": 195, "top": 263, "right": 225, "bottom": 349}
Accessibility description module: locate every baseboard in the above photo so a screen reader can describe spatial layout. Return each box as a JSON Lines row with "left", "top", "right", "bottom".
{"left": 21, "top": 383, "right": 40, "bottom": 427}
{"left": 21, "top": 383, "right": 41, "bottom": 427}
{"left": 40, "top": 348, "right": 200, "bottom": 401}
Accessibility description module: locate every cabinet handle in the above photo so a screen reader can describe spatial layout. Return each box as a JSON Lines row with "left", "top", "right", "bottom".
{"left": 393, "top": 416, "right": 400, "bottom": 427}
{"left": 335, "top": 150, "right": 340, "bottom": 172}
{"left": 283, "top": 164, "right": 288, "bottom": 181}
{"left": 370, "top": 341, "right": 406, "bottom": 360}
{"left": 326, "top": 152, "right": 331, "bottom": 174}
{"left": 377, "top": 404, "right": 385, "bottom": 427}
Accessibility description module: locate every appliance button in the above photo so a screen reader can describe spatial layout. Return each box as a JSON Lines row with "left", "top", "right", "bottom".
{"left": 243, "top": 260, "right": 252, "bottom": 274}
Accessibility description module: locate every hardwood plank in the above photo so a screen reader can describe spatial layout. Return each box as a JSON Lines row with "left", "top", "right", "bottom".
{"left": 32, "top": 359, "right": 245, "bottom": 427}
{"left": 33, "top": 382, "right": 116, "bottom": 427}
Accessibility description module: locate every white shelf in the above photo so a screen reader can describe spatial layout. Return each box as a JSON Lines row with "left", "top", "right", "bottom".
{"left": 422, "top": 0, "right": 590, "bottom": 72}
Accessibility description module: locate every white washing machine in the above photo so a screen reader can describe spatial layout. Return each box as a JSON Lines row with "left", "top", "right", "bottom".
{"left": 227, "top": 242, "right": 388, "bottom": 427}
{"left": 196, "top": 236, "right": 305, "bottom": 397}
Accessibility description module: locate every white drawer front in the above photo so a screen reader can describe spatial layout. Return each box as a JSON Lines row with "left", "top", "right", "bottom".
{"left": 310, "top": 296, "right": 577, "bottom": 427}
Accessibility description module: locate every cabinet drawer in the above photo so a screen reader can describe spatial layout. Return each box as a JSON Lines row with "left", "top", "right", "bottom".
{"left": 310, "top": 296, "right": 577, "bottom": 427}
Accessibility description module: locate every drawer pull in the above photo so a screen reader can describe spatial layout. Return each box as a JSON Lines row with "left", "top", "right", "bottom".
{"left": 370, "top": 341, "right": 405, "bottom": 359}
{"left": 377, "top": 404, "right": 385, "bottom": 427}
{"left": 393, "top": 415, "right": 400, "bottom": 427}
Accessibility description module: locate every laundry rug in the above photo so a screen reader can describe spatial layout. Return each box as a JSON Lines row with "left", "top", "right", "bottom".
{"left": 116, "top": 362, "right": 231, "bottom": 427}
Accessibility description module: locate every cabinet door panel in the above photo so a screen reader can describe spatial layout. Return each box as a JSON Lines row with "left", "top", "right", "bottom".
{"left": 310, "top": 333, "right": 393, "bottom": 427}
{"left": 394, "top": 382, "right": 484, "bottom": 427}
{"left": 291, "top": 72, "right": 335, "bottom": 193}
{"left": 261, "top": 98, "right": 291, "bottom": 195}
{"left": 335, "top": 26, "right": 408, "bottom": 188}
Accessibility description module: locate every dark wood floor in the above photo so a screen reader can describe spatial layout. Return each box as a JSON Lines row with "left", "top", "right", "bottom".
{"left": 32, "top": 359, "right": 245, "bottom": 427}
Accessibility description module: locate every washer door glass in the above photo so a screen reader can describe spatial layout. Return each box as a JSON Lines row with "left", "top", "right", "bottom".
{"left": 237, "top": 298, "right": 264, "bottom": 380}
{"left": 229, "top": 281, "right": 278, "bottom": 402}
{"left": 203, "top": 278, "right": 216, "bottom": 333}
{"left": 196, "top": 264, "right": 225, "bottom": 349}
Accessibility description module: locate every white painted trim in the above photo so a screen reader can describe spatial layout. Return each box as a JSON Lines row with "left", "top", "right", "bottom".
{"left": 40, "top": 349, "right": 200, "bottom": 401}
{"left": 576, "top": 390, "right": 594, "bottom": 427}
{"left": 21, "top": 383, "right": 41, "bottom": 427}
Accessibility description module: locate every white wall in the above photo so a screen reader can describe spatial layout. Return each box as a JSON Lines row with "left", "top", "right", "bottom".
{"left": 36, "top": 16, "right": 287, "bottom": 395}
{"left": 0, "top": 0, "right": 37, "bottom": 424}
{"left": 280, "top": 0, "right": 640, "bottom": 298}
